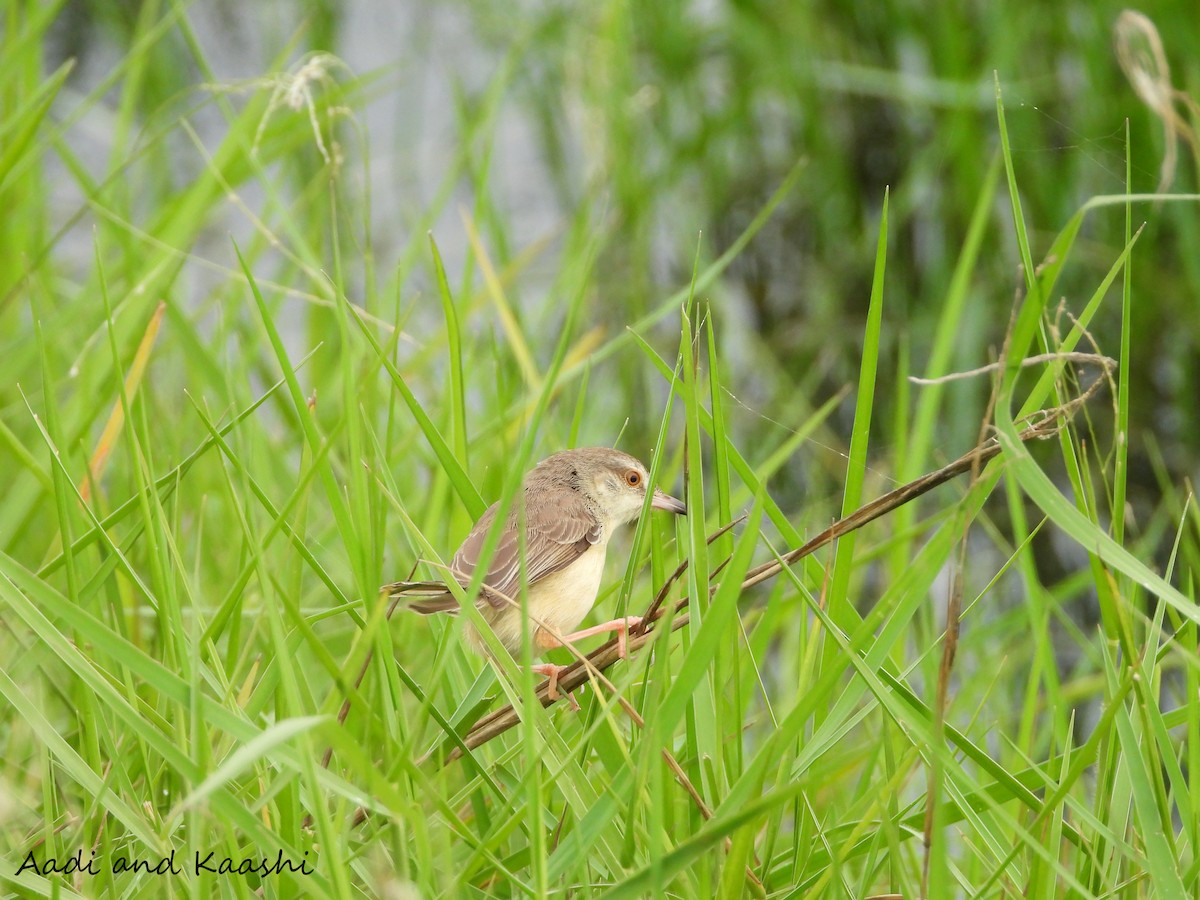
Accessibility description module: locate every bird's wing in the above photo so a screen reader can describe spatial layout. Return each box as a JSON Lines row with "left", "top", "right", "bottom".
{"left": 451, "top": 488, "right": 602, "bottom": 608}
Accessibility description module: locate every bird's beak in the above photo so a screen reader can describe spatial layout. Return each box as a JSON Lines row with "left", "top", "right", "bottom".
{"left": 651, "top": 488, "right": 687, "bottom": 515}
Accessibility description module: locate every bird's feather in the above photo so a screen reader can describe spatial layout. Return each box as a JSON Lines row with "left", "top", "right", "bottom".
{"left": 381, "top": 580, "right": 460, "bottom": 614}
{"left": 405, "top": 594, "right": 461, "bottom": 614}
{"left": 450, "top": 485, "right": 602, "bottom": 609}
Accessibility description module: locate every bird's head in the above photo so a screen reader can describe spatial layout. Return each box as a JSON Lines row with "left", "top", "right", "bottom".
{"left": 535, "top": 447, "right": 687, "bottom": 527}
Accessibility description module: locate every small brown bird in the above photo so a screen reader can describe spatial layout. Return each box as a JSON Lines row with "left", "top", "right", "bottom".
{"left": 385, "top": 447, "right": 686, "bottom": 699}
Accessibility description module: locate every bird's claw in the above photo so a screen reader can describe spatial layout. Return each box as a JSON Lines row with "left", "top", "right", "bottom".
{"left": 530, "top": 663, "right": 580, "bottom": 711}
{"left": 616, "top": 616, "right": 642, "bottom": 659}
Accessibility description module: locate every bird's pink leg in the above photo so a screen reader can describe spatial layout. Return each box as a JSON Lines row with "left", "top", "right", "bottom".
{"left": 546, "top": 616, "right": 644, "bottom": 659}
{"left": 529, "top": 663, "right": 579, "bottom": 710}
{"left": 530, "top": 617, "right": 643, "bottom": 709}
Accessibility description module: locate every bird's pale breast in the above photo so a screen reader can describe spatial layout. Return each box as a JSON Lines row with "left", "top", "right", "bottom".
{"left": 472, "top": 541, "right": 608, "bottom": 656}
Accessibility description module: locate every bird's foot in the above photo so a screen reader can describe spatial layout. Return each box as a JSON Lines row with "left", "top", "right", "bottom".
{"left": 559, "top": 616, "right": 643, "bottom": 659}
{"left": 529, "top": 663, "right": 579, "bottom": 711}
{"left": 614, "top": 616, "right": 642, "bottom": 658}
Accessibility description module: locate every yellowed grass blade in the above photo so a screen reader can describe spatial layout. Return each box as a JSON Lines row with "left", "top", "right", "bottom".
{"left": 80, "top": 301, "right": 166, "bottom": 504}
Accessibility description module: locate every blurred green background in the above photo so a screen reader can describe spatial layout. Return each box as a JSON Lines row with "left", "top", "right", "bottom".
{"left": 13, "top": 0, "right": 1199, "bottom": 522}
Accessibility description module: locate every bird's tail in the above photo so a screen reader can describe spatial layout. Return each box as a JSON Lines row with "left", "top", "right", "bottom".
{"left": 382, "top": 580, "right": 460, "bottom": 615}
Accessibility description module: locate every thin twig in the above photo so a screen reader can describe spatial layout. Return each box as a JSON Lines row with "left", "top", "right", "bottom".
{"left": 907, "top": 351, "right": 1114, "bottom": 385}
{"left": 635, "top": 515, "right": 745, "bottom": 632}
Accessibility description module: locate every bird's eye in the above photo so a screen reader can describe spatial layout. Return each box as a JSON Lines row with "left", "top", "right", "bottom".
{"left": 625, "top": 470, "right": 642, "bottom": 487}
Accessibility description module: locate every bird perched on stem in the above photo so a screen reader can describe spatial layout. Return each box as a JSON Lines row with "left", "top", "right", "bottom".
{"left": 384, "top": 447, "right": 686, "bottom": 701}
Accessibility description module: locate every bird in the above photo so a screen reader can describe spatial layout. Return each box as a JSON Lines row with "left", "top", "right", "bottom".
{"left": 384, "top": 447, "right": 686, "bottom": 701}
